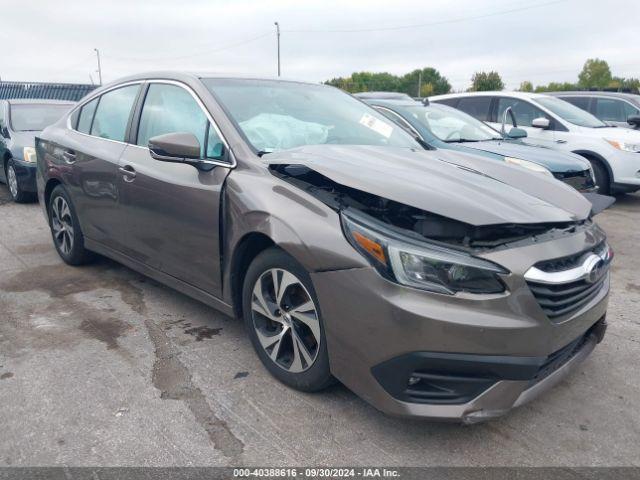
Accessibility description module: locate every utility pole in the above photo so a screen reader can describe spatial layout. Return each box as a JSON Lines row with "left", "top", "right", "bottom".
{"left": 274, "top": 22, "right": 281, "bottom": 77}
{"left": 417, "top": 70, "right": 422, "bottom": 98}
{"left": 94, "top": 48, "right": 103, "bottom": 85}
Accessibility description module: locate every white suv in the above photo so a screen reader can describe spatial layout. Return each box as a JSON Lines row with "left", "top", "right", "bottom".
{"left": 431, "top": 91, "right": 640, "bottom": 194}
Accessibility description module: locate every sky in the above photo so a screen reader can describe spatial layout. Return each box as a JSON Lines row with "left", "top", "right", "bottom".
{"left": 1, "top": 0, "right": 638, "bottom": 91}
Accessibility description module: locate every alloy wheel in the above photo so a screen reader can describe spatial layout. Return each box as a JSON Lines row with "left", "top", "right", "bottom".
{"left": 51, "top": 196, "right": 74, "bottom": 255}
{"left": 251, "top": 268, "right": 321, "bottom": 373}
{"left": 7, "top": 166, "right": 18, "bottom": 198}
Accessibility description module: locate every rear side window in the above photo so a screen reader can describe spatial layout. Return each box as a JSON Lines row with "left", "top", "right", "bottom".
{"left": 77, "top": 98, "right": 99, "bottom": 134}
{"left": 496, "top": 98, "right": 549, "bottom": 127}
{"left": 456, "top": 97, "right": 492, "bottom": 121}
{"left": 594, "top": 98, "right": 639, "bottom": 122}
{"left": 90, "top": 85, "right": 139, "bottom": 141}
{"left": 137, "top": 83, "right": 224, "bottom": 159}
{"left": 561, "top": 96, "right": 590, "bottom": 111}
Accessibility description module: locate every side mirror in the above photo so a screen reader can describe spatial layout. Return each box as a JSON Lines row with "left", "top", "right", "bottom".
{"left": 508, "top": 127, "right": 527, "bottom": 139}
{"left": 1, "top": 126, "right": 10, "bottom": 138}
{"left": 627, "top": 115, "right": 640, "bottom": 129}
{"left": 149, "top": 132, "right": 202, "bottom": 165}
{"left": 532, "top": 117, "right": 550, "bottom": 129}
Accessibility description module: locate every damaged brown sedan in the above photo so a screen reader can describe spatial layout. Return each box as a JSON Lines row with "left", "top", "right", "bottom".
{"left": 36, "top": 73, "right": 612, "bottom": 422}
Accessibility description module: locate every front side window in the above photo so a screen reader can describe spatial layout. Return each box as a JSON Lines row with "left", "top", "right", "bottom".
{"left": 455, "top": 97, "right": 492, "bottom": 121}
{"left": 496, "top": 98, "right": 549, "bottom": 127}
{"left": 137, "top": 83, "right": 224, "bottom": 159}
{"left": 9, "top": 104, "right": 71, "bottom": 132}
{"left": 407, "top": 104, "right": 500, "bottom": 142}
{"left": 536, "top": 96, "right": 606, "bottom": 128}
{"left": 622, "top": 101, "right": 640, "bottom": 118}
{"left": 202, "top": 78, "right": 419, "bottom": 153}
{"left": 77, "top": 98, "right": 99, "bottom": 134}
{"left": 90, "top": 85, "right": 139, "bottom": 141}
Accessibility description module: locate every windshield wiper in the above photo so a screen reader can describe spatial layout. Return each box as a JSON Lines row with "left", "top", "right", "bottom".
{"left": 443, "top": 138, "right": 482, "bottom": 143}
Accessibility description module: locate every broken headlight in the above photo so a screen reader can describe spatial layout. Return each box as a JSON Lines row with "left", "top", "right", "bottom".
{"left": 341, "top": 211, "right": 508, "bottom": 295}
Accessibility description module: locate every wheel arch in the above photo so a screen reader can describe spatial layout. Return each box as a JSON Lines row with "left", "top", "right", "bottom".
{"left": 43, "top": 178, "right": 63, "bottom": 215}
{"left": 572, "top": 150, "right": 613, "bottom": 184}
{"left": 228, "top": 231, "right": 276, "bottom": 319}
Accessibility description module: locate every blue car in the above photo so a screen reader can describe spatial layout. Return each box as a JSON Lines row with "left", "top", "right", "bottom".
{"left": 356, "top": 92, "right": 596, "bottom": 192}
{"left": 0, "top": 99, "right": 74, "bottom": 202}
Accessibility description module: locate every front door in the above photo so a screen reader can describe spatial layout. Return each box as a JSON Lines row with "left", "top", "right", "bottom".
{"left": 117, "top": 82, "right": 232, "bottom": 297}
{"left": 491, "top": 97, "right": 558, "bottom": 149}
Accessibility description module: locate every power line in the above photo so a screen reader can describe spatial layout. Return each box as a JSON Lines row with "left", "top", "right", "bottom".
{"left": 284, "top": 0, "right": 567, "bottom": 33}
{"left": 103, "top": 32, "right": 272, "bottom": 63}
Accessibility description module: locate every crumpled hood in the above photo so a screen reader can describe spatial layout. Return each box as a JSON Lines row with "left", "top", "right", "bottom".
{"left": 265, "top": 145, "right": 592, "bottom": 226}
{"left": 461, "top": 140, "right": 590, "bottom": 172}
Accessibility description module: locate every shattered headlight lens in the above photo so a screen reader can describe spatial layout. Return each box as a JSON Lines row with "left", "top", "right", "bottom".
{"left": 604, "top": 139, "right": 640, "bottom": 153}
{"left": 341, "top": 212, "right": 508, "bottom": 295}
{"left": 504, "top": 157, "right": 553, "bottom": 176}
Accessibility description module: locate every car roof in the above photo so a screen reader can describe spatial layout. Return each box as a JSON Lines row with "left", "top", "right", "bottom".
{"left": 6, "top": 99, "right": 75, "bottom": 106}
{"left": 354, "top": 91, "right": 414, "bottom": 101}
{"left": 430, "top": 91, "right": 552, "bottom": 101}
{"left": 546, "top": 91, "right": 640, "bottom": 101}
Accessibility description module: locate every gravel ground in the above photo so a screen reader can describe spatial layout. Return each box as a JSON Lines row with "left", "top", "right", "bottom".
{"left": 0, "top": 186, "right": 638, "bottom": 467}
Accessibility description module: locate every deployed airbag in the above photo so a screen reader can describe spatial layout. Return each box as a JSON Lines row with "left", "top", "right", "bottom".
{"left": 239, "top": 113, "right": 329, "bottom": 152}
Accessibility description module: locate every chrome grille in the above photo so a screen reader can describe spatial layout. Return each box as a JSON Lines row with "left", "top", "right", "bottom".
{"left": 525, "top": 242, "right": 612, "bottom": 320}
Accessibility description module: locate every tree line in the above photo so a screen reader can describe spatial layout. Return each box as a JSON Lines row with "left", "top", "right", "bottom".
{"left": 324, "top": 58, "right": 639, "bottom": 95}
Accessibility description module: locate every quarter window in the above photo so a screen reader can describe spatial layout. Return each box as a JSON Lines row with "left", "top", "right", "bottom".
{"left": 496, "top": 98, "right": 549, "bottom": 127}
{"left": 90, "top": 85, "right": 139, "bottom": 142}
{"left": 456, "top": 97, "right": 492, "bottom": 121}
{"left": 77, "top": 97, "right": 99, "bottom": 134}
{"left": 137, "top": 83, "right": 224, "bottom": 159}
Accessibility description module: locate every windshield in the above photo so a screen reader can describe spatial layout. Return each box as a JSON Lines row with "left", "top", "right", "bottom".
{"left": 406, "top": 104, "right": 501, "bottom": 142}
{"left": 536, "top": 96, "right": 606, "bottom": 128}
{"left": 10, "top": 104, "right": 72, "bottom": 131}
{"left": 202, "top": 79, "right": 420, "bottom": 153}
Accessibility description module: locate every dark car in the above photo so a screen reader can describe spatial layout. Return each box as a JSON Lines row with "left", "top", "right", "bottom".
{"left": 356, "top": 92, "right": 596, "bottom": 192}
{"left": 547, "top": 91, "right": 640, "bottom": 129}
{"left": 0, "top": 99, "right": 74, "bottom": 202}
{"left": 36, "top": 73, "right": 611, "bottom": 422}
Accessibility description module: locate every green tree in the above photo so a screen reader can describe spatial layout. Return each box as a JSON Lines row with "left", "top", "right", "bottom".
{"left": 534, "top": 81, "right": 577, "bottom": 92}
{"left": 578, "top": 58, "right": 613, "bottom": 89}
{"left": 324, "top": 71, "right": 399, "bottom": 93}
{"left": 518, "top": 81, "right": 534, "bottom": 92}
{"left": 469, "top": 71, "right": 504, "bottom": 91}
{"left": 398, "top": 68, "right": 451, "bottom": 97}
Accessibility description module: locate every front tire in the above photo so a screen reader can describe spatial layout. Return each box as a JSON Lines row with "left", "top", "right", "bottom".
{"left": 48, "top": 185, "right": 94, "bottom": 265}
{"left": 242, "top": 247, "right": 334, "bottom": 392}
{"left": 6, "top": 159, "right": 33, "bottom": 203}
{"left": 589, "top": 159, "right": 610, "bottom": 195}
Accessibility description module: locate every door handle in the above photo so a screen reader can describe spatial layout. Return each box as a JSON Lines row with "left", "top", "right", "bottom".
{"left": 62, "top": 150, "right": 76, "bottom": 164}
{"left": 118, "top": 165, "right": 137, "bottom": 181}
{"left": 555, "top": 139, "right": 567, "bottom": 144}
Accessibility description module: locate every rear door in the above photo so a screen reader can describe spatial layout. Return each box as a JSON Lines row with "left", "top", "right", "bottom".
{"left": 117, "top": 81, "right": 233, "bottom": 297}
{"left": 62, "top": 83, "right": 141, "bottom": 251}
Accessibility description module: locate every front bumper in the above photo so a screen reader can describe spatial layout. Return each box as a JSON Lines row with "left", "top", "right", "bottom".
{"left": 311, "top": 226, "right": 609, "bottom": 422}
{"left": 11, "top": 158, "right": 37, "bottom": 193}
{"left": 608, "top": 149, "right": 640, "bottom": 191}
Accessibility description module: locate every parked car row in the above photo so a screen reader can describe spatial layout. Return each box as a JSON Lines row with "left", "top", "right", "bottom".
{"left": 431, "top": 91, "right": 640, "bottom": 194}
{"left": 355, "top": 91, "right": 596, "bottom": 192}
{"left": 32, "top": 72, "right": 615, "bottom": 423}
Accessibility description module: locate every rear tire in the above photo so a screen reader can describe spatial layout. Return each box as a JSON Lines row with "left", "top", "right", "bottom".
{"left": 48, "top": 185, "right": 94, "bottom": 265}
{"left": 6, "top": 159, "right": 34, "bottom": 203}
{"left": 242, "top": 247, "right": 335, "bottom": 392}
